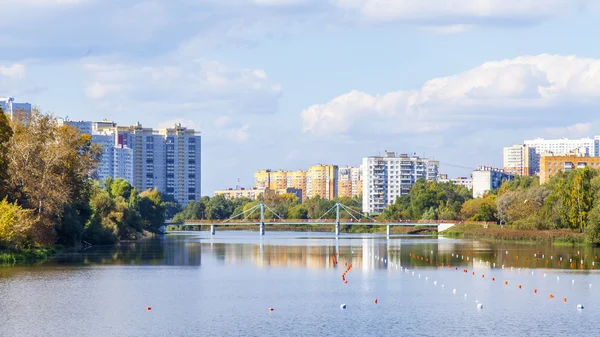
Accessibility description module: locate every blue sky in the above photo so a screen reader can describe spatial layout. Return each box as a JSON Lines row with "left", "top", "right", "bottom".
{"left": 2, "top": 0, "right": 600, "bottom": 195}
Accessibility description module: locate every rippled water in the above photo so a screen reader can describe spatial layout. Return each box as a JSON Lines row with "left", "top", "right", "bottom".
{"left": 0, "top": 231, "right": 599, "bottom": 336}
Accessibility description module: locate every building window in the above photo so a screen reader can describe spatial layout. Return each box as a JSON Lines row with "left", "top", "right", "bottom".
{"left": 188, "top": 195, "right": 196, "bottom": 200}
{"left": 167, "top": 174, "right": 174, "bottom": 178}
{"left": 146, "top": 136, "right": 153, "bottom": 142}
{"left": 188, "top": 188, "right": 195, "bottom": 193}
{"left": 146, "top": 158, "right": 153, "bottom": 163}
{"left": 188, "top": 138, "right": 196, "bottom": 144}
{"left": 166, "top": 188, "right": 174, "bottom": 193}
{"left": 189, "top": 174, "right": 196, "bottom": 179}
{"left": 166, "top": 159, "right": 174, "bottom": 164}
{"left": 166, "top": 137, "right": 174, "bottom": 144}
{"left": 146, "top": 144, "right": 153, "bottom": 149}
{"left": 189, "top": 160, "right": 196, "bottom": 165}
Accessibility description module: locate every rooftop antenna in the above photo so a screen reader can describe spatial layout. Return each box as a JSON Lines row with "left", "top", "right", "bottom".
{"left": 236, "top": 178, "right": 240, "bottom": 190}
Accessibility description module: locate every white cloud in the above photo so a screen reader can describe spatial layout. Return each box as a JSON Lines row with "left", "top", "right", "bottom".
{"left": 332, "top": 0, "right": 586, "bottom": 23}
{"left": 301, "top": 54, "right": 600, "bottom": 135}
{"left": 82, "top": 56, "right": 282, "bottom": 115}
{"left": 0, "top": 64, "right": 26, "bottom": 78}
{"left": 220, "top": 124, "right": 250, "bottom": 142}
{"left": 544, "top": 122, "right": 592, "bottom": 137}
{"left": 419, "top": 25, "right": 473, "bottom": 34}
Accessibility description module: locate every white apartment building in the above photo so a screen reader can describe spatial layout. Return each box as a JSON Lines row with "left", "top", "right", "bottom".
{"left": 503, "top": 144, "right": 536, "bottom": 176}
{"left": 61, "top": 119, "right": 201, "bottom": 206}
{"left": 362, "top": 152, "right": 440, "bottom": 214}
{"left": 472, "top": 166, "right": 513, "bottom": 198}
{"left": 1, "top": 96, "right": 31, "bottom": 120}
{"left": 524, "top": 137, "right": 600, "bottom": 174}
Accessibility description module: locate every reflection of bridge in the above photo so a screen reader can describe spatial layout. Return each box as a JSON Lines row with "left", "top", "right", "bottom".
{"left": 166, "top": 202, "right": 454, "bottom": 237}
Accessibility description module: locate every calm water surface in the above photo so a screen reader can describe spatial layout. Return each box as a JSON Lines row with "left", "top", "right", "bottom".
{"left": 0, "top": 231, "right": 599, "bottom": 336}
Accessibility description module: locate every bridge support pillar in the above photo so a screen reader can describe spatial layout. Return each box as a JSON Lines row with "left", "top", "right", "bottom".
{"left": 386, "top": 225, "right": 390, "bottom": 237}
{"left": 210, "top": 224, "right": 215, "bottom": 235}
{"left": 260, "top": 222, "right": 265, "bottom": 235}
{"left": 335, "top": 222, "right": 340, "bottom": 237}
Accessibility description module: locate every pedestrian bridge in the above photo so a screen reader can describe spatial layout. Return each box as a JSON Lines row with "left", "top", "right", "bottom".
{"left": 165, "top": 202, "right": 455, "bottom": 237}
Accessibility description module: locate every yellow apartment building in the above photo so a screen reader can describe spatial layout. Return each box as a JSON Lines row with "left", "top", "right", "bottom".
{"left": 214, "top": 187, "right": 265, "bottom": 200}
{"left": 254, "top": 170, "right": 271, "bottom": 189}
{"left": 540, "top": 153, "right": 600, "bottom": 183}
{"left": 306, "top": 164, "right": 338, "bottom": 200}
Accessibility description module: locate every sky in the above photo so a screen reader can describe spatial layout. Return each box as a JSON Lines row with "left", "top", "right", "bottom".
{"left": 2, "top": 0, "right": 600, "bottom": 195}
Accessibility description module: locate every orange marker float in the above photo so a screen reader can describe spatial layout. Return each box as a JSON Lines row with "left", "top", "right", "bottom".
{"left": 492, "top": 278, "right": 495, "bottom": 281}
{"left": 504, "top": 281, "right": 508, "bottom": 285}
{"left": 518, "top": 285, "right": 522, "bottom": 289}
{"left": 374, "top": 298, "right": 378, "bottom": 304}
{"left": 146, "top": 307, "right": 152, "bottom": 311}
{"left": 344, "top": 280, "right": 348, "bottom": 284}
{"left": 550, "top": 294, "right": 554, "bottom": 299}
{"left": 534, "top": 289, "right": 537, "bottom": 294}
{"left": 563, "top": 298, "right": 567, "bottom": 303}
{"left": 269, "top": 307, "right": 274, "bottom": 311}
{"left": 482, "top": 274, "right": 485, "bottom": 278}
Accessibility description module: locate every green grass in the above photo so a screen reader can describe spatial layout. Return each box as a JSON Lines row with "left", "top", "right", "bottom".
{"left": 0, "top": 247, "right": 60, "bottom": 266}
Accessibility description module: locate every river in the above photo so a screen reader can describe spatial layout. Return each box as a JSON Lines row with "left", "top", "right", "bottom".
{"left": 0, "top": 231, "right": 598, "bottom": 336}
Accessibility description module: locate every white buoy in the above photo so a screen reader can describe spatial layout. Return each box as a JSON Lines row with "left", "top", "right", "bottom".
{"left": 557, "top": 276, "right": 560, "bottom": 281}
{"left": 475, "top": 300, "right": 479, "bottom": 303}
{"left": 531, "top": 271, "right": 534, "bottom": 275}
{"left": 418, "top": 274, "right": 421, "bottom": 279}
{"left": 442, "top": 285, "right": 445, "bottom": 289}
{"left": 493, "top": 263, "right": 496, "bottom": 267}
{"left": 534, "top": 253, "right": 537, "bottom": 257}
{"left": 340, "top": 304, "right": 347, "bottom": 309}
{"left": 502, "top": 265, "right": 505, "bottom": 269}
{"left": 544, "top": 273, "right": 547, "bottom": 277}
{"left": 570, "top": 258, "right": 572, "bottom": 263}
{"left": 572, "top": 280, "right": 575, "bottom": 284}
{"left": 412, "top": 272, "right": 415, "bottom": 276}
{"left": 477, "top": 303, "right": 483, "bottom": 310}
{"left": 425, "top": 277, "right": 428, "bottom": 281}
{"left": 453, "top": 289, "right": 457, "bottom": 294}
{"left": 433, "top": 281, "right": 437, "bottom": 286}
{"left": 590, "top": 284, "right": 593, "bottom": 288}
{"left": 384, "top": 259, "right": 387, "bottom": 263}
{"left": 577, "top": 304, "right": 584, "bottom": 310}
{"left": 464, "top": 294, "right": 467, "bottom": 298}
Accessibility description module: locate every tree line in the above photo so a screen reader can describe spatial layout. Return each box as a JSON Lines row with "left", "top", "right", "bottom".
{"left": 173, "top": 190, "right": 363, "bottom": 222}
{"left": 0, "top": 108, "right": 166, "bottom": 251}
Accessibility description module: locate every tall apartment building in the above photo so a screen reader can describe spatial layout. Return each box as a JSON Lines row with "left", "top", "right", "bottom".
{"left": 338, "top": 166, "right": 362, "bottom": 198}
{"left": 472, "top": 166, "right": 513, "bottom": 198}
{"left": 214, "top": 187, "right": 265, "bottom": 200}
{"left": 306, "top": 164, "right": 338, "bottom": 200}
{"left": 524, "top": 137, "right": 600, "bottom": 174}
{"left": 361, "top": 152, "right": 440, "bottom": 214}
{"left": 61, "top": 119, "right": 201, "bottom": 206}
{"left": 503, "top": 145, "right": 535, "bottom": 176}
{"left": 254, "top": 170, "right": 271, "bottom": 189}
{"left": 539, "top": 153, "right": 600, "bottom": 184}
{"left": 1, "top": 96, "right": 31, "bottom": 121}
{"left": 286, "top": 170, "right": 307, "bottom": 200}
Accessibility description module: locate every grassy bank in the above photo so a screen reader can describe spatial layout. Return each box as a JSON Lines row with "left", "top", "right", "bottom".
{"left": 0, "top": 246, "right": 61, "bottom": 266}
{"left": 168, "top": 224, "right": 437, "bottom": 235}
{"left": 443, "top": 224, "right": 585, "bottom": 245}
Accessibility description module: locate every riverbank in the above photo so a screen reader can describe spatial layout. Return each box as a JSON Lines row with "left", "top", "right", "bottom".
{"left": 167, "top": 224, "right": 437, "bottom": 235}
{"left": 0, "top": 246, "right": 61, "bottom": 266}
{"left": 442, "top": 224, "right": 585, "bottom": 245}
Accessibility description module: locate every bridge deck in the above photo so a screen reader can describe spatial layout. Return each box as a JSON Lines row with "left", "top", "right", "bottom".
{"left": 171, "top": 222, "right": 440, "bottom": 226}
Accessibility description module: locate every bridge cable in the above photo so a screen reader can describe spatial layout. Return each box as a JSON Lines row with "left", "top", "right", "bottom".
{"left": 316, "top": 203, "right": 339, "bottom": 221}
{"left": 222, "top": 203, "right": 261, "bottom": 223}
{"left": 263, "top": 203, "right": 285, "bottom": 221}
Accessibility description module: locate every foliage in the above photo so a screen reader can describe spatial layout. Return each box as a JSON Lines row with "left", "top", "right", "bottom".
{"left": 379, "top": 180, "right": 471, "bottom": 221}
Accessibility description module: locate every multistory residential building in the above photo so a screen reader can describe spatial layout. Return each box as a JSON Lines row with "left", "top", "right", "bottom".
{"left": 269, "top": 170, "right": 288, "bottom": 190}
{"left": 1, "top": 96, "right": 31, "bottom": 121}
{"left": 503, "top": 145, "right": 535, "bottom": 176}
{"left": 472, "top": 166, "right": 513, "bottom": 198}
{"left": 452, "top": 177, "right": 473, "bottom": 190}
{"left": 524, "top": 137, "right": 600, "bottom": 174}
{"left": 59, "top": 119, "right": 201, "bottom": 206}
{"left": 286, "top": 170, "right": 307, "bottom": 201}
{"left": 338, "top": 166, "right": 363, "bottom": 198}
{"left": 362, "top": 152, "right": 440, "bottom": 214}
{"left": 254, "top": 170, "right": 271, "bottom": 189}
{"left": 539, "top": 152, "right": 600, "bottom": 184}
{"left": 214, "top": 187, "right": 265, "bottom": 200}
{"left": 306, "top": 164, "right": 338, "bottom": 200}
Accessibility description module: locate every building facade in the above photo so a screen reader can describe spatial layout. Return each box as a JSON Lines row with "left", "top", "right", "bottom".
{"left": 306, "top": 164, "right": 338, "bottom": 200}
{"left": 539, "top": 153, "right": 600, "bottom": 184}
{"left": 61, "top": 119, "right": 201, "bottom": 206}
{"left": 524, "top": 137, "right": 600, "bottom": 174}
{"left": 214, "top": 187, "right": 265, "bottom": 200}
{"left": 361, "top": 152, "right": 440, "bottom": 214}
{"left": 338, "top": 166, "right": 363, "bottom": 198}
{"left": 1, "top": 96, "right": 31, "bottom": 121}
{"left": 503, "top": 144, "right": 535, "bottom": 176}
{"left": 472, "top": 166, "right": 513, "bottom": 198}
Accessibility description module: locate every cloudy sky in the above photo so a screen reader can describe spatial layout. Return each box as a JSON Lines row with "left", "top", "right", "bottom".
{"left": 2, "top": 0, "right": 600, "bottom": 194}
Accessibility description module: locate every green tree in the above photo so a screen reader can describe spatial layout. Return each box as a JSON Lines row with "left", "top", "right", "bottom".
{"left": 139, "top": 189, "right": 166, "bottom": 232}
{"left": 0, "top": 107, "right": 12, "bottom": 199}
